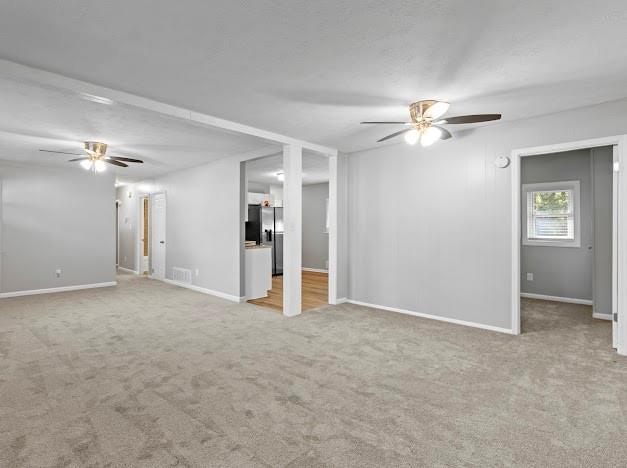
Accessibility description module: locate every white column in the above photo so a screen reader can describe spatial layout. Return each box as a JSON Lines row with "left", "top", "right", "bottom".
{"left": 328, "top": 155, "right": 338, "bottom": 304}
{"left": 617, "top": 137, "right": 627, "bottom": 355}
{"left": 282, "top": 144, "right": 302, "bottom": 317}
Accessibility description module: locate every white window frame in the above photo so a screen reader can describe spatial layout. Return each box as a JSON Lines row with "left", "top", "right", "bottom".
{"left": 522, "top": 180, "right": 581, "bottom": 248}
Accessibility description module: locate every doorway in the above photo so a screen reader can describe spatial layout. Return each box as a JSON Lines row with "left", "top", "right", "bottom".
{"left": 140, "top": 197, "right": 150, "bottom": 274}
{"left": 512, "top": 136, "right": 624, "bottom": 354}
{"left": 243, "top": 151, "right": 330, "bottom": 312}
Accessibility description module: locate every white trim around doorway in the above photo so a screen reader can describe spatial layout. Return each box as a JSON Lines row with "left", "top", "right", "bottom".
{"left": 511, "top": 135, "right": 626, "bottom": 355}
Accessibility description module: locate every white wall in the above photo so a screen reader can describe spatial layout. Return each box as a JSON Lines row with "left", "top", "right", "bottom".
{"left": 1, "top": 162, "right": 116, "bottom": 293}
{"left": 269, "top": 184, "right": 283, "bottom": 207}
{"left": 302, "top": 182, "right": 328, "bottom": 270}
{"left": 347, "top": 98, "right": 627, "bottom": 331}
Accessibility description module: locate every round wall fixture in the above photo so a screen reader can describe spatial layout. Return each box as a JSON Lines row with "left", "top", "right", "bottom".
{"left": 494, "top": 156, "right": 510, "bottom": 168}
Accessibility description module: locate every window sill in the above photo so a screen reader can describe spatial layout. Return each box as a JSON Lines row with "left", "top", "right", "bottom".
{"left": 523, "top": 239, "right": 581, "bottom": 248}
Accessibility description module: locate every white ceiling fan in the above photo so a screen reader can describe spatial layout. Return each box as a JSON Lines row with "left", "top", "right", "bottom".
{"left": 39, "top": 141, "right": 144, "bottom": 172}
{"left": 361, "top": 100, "right": 501, "bottom": 147}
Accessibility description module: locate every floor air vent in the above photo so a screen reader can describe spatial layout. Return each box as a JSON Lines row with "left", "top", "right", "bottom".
{"left": 172, "top": 267, "right": 193, "bottom": 284}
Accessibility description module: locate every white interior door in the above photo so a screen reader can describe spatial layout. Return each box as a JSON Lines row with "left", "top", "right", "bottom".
{"left": 151, "top": 193, "right": 166, "bottom": 280}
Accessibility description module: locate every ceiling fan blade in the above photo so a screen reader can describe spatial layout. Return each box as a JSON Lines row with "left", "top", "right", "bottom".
{"left": 39, "top": 149, "right": 84, "bottom": 156}
{"left": 106, "top": 156, "right": 144, "bottom": 164}
{"left": 377, "top": 128, "right": 413, "bottom": 142}
{"left": 67, "top": 157, "right": 90, "bottom": 162}
{"left": 361, "top": 121, "right": 412, "bottom": 125}
{"left": 105, "top": 159, "right": 128, "bottom": 168}
{"left": 438, "top": 114, "right": 501, "bottom": 124}
{"left": 434, "top": 126, "right": 452, "bottom": 140}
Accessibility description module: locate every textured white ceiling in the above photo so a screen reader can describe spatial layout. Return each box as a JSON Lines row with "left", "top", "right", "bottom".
{"left": 1, "top": 1, "right": 627, "bottom": 152}
{"left": 246, "top": 152, "right": 329, "bottom": 186}
{"left": 0, "top": 77, "right": 272, "bottom": 179}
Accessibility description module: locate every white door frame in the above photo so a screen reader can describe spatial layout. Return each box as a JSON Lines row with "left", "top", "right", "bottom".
{"left": 511, "top": 135, "right": 626, "bottom": 355}
{"left": 139, "top": 195, "right": 150, "bottom": 274}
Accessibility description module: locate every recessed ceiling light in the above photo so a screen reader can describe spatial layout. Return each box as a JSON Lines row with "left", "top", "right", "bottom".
{"left": 79, "top": 93, "right": 114, "bottom": 105}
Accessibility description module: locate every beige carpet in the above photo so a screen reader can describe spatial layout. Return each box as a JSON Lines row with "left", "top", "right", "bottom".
{"left": 0, "top": 273, "right": 625, "bottom": 467}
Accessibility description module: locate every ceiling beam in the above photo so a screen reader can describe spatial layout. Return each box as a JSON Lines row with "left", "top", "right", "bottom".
{"left": 232, "top": 145, "right": 282, "bottom": 162}
{"left": 0, "top": 59, "right": 338, "bottom": 157}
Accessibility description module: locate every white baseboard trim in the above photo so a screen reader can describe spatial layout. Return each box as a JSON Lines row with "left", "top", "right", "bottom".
{"left": 335, "top": 297, "right": 348, "bottom": 304}
{"left": 117, "top": 267, "right": 138, "bottom": 275}
{"left": 346, "top": 299, "right": 514, "bottom": 335}
{"left": 162, "top": 278, "right": 245, "bottom": 303}
{"left": 520, "top": 293, "right": 593, "bottom": 305}
{"left": 302, "top": 267, "right": 328, "bottom": 273}
{"left": 0, "top": 281, "right": 117, "bottom": 298}
{"left": 593, "top": 313, "right": 612, "bottom": 321}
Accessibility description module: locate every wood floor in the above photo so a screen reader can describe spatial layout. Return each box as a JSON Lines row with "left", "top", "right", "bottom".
{"left": 248, "top": 270, "right": 328, "bottom": 312}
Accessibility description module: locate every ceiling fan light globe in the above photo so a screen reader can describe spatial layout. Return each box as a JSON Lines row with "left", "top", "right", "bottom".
{"left": 94, "top": 160, "right": 107, "bottom": 172}
{"left": 404, "top": 129, "right": 420, "bottom": 145}
{"left": 80, "top": 159, "right": 93, "bottom": 170}
{"left": 423, "top": 101, "right": 450, "bottom": 120}
{"left": 420, "top": 126, "right": 443, "bottom": 147}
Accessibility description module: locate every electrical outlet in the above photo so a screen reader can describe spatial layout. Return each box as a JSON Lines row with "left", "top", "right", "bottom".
{"left": 55, "top": 269, "right": 62, "bottom": 278}
{"left": 526, "top": 273, "right": 534, "bottom": 281}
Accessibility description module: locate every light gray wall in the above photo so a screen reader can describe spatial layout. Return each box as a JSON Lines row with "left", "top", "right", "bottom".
{"left": 116, "top": 185, "right": 139, "bottom": 271}
{"left": 1, "top": 162, "right": 116, "bottom": 292}
{"left": 302, "top": 182, "right": 329, "bottom": 270}
{"left": 346, "top": 98, "right": 627, "bottom": 330}
{"left": 152, "top": 157, "right": 242, "bottom": 298}
{"left": 521, "top": 150, "right": 593, "bottom": 300}
{"left": 248, "top": 181, "right": 269, "bottom": 194}
{"left": 337, "top": 154, "right": 349, "bottom": 300}
{"left": 592, "top": 146, "right": 613, "bottom": 315}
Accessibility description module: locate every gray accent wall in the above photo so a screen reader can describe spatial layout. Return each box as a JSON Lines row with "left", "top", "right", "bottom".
{"left": 592, "top": 146, "right": 613, "bottom": 315}
{"left": 1, "top": 162, "right": 116, "bottom": 293}
{"left": 302, "top": 182, "right": 329, "bottom": 270}
{"left": 520, "top": 150, "right": 593, "bottom": 300}
{"left": 346, "top": 99, "right": 627, "bottom": 330}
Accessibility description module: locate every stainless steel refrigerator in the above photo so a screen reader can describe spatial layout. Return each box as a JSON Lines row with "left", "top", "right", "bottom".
{"left": 246, "top": 205, "right": 283, "bottom": 275}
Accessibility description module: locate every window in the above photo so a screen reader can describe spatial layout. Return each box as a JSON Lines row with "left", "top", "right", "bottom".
{"left": 522, "top": 181, "right": 580, "bottom": 247}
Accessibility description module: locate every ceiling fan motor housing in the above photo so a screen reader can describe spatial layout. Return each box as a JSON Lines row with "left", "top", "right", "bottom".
{"left": 85, "top": 141, "right": 107, "bottom": 155}
{"left": 409, "top": 100, "right": 438, "bottom": 122}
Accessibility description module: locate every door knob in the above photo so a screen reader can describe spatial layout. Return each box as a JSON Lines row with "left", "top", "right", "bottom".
{"left": 160, "top": 241, "right": 165, "bottom": 244}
